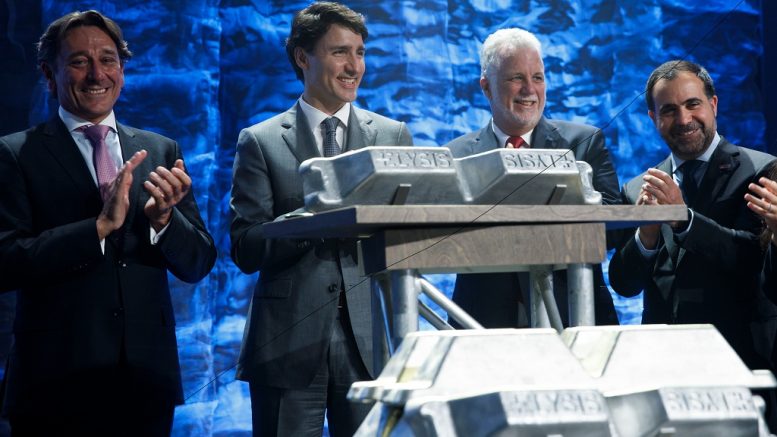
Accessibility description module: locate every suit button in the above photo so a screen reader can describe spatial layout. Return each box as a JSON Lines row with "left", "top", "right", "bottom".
{"left": 112, "top": 307, "right": 125, "bottom": 317}
{"left": 328, "top": 284, "right": 339, "bottom": 293}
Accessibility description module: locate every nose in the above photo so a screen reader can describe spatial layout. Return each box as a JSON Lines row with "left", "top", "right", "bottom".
{"left": 344, "top": 52, "right": 363, "bottom": 75}
{"left": 86, "top": 61, "right": 106, "bottom": 81}
{"left": 676, "top": 107, "right": 693, "bottom": 124}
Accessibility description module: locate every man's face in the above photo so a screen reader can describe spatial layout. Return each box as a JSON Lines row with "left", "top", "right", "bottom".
{"left": 649, "top": 71, "right": 718, "bottom": 160}
{"left": 43, "top": 25, "right": 124, "bottom": 123}
{"left": 481, "top": 46, "right": 546, "bottom": 136}
{"left": 296, "top": 24, "right": 365, "bottom": 115}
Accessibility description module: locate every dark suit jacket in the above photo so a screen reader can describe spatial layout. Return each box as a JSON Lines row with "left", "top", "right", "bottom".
{"left": 0, "top": 117, "right": 216, "bottom": 413}
{"left": 230, "top": 104, "right": 412, "bottom": 388}
{"left": 609, "top": 138, "right": 777, "bottom": 368}
{"left": 446, "top": 117, "right": 621, "bottom": 327}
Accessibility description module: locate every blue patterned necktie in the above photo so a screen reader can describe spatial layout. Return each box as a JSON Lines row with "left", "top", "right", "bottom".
{"left": 322, "top": 117, "right": 341, "bottom": 157}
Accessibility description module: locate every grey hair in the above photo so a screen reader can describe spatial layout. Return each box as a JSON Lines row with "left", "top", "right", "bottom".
{"left": 480, "top": 28, "right": 542, "bottom": 79}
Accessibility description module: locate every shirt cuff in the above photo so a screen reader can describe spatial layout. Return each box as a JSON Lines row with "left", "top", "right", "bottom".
{"left": 150, "top": 222, "right": 170, "bottom": 245}
{"left": 672, "top": 208, "right": 694, "bottom": 236}
{"left": 635, "top": 229, "right": 658, "bottom": 258}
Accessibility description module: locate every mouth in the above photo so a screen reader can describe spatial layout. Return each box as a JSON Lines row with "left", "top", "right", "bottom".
{"left": 338, "top": 76, "right": 358, "bottom": 87}
{"left": 513, "top": 99, "right": 537, "bottom": 108}
{"left": 82, "top": 87, "right": 110, "bottom": 96}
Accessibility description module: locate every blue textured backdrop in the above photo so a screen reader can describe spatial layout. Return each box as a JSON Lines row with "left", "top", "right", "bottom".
{"left": 0, "top": 0, "right": 770, "bottom": 435}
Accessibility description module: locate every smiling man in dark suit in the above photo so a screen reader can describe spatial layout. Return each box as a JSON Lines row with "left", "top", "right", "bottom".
{"left": 446, "top": 27, "right": 621, "bottom": 329}
{"left": 229, "top": 2, "right": 412, "bottom": 436}
{"left": 608, "top": 60, "right": 777, "bottom": 375}
{"left": 0, "top": 10, "right": 216, "bottom": 436}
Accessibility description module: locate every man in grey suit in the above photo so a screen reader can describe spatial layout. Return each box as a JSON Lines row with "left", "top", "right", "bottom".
{"left": 609, "top": 60, "right": 777, "bottom": 370}
{"left": 447, "top": 27, "right": 621, "bottom": 328}
{"left": 229, "top": 2, "right": 412, "bottom": 436}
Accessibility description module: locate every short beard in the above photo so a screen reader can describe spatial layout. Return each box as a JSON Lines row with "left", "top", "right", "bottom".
{"left": 664, "top": 122, "right": 714, "bottom": 160}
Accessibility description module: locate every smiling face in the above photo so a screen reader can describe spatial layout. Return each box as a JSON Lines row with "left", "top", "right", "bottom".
{"left": 481, "top": 45, "right": 546, "bottom": 136}
{"left": 296, "top": 24, "right": 365, "bottom": 115}
{"left": 43, "top": 25, "right": 124, "bottom": 123}
{"left": 649, "top": 71, "right": 718, "bottom": 160}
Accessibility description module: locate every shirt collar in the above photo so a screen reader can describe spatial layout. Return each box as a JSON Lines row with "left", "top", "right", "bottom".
{"left": 671, "top": 131, "right": 720, "bottom": 171}
{"left": 297, "top": 97, "right": 350, "bottom": 130}
{"left": 59, "top": 106, "right": 118, "bottom": 133}
{"left": 491, "top": 119, "right": 532, "bottom": 148}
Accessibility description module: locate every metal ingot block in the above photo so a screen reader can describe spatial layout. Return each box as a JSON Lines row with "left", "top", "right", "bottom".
{"left": 456, "top": 148, "right": 602, "bottom": 205}
{"left": 351, "top": 329, "right": 609, "bottom": 436}
{"left": 562, "top": 324, "right": 776, "bottom": 436}
{"left": 300, "top": 147, "right": 464, "bottom": 212}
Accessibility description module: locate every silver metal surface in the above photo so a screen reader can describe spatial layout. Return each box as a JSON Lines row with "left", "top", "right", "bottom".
{"left": 418, "top": 277, "right": 484, "bottom": 330}
{"left": 418, "top": 300, "right": 453, "bottom": 331}
{"left": 568, "top": 263, "right": 595, "bottom": 326}
{"left": 352, "top": 325, "right": 776, "bottom": 436}
{"left": 389, "top": 270, "right": 420, "bottom": 348}
{"left": 300, "top": 147, "right": 463, "bottom": 212}
{"left": 300, "top": 147, "right": 602, "bottom": 211}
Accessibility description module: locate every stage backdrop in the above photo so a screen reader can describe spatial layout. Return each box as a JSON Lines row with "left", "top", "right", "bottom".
{"left": 0, "top": 0, "right": 769, "bottom": 435}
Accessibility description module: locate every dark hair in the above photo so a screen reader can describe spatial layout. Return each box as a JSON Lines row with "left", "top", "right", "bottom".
{"left": 285, "top": 2, "right": 367, "bottom": 82}
{"left": 645, "top": 60, "right": 715, "bottom": 111}
{"left": 37, "top": 10, "right": 132, "bottom": 68}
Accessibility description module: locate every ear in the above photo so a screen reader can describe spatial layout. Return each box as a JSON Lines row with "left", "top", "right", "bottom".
{"left": 295, "top": 47, "right": 309, "bottom": 72}
{"left": 648, "top": 110, "right": 657, "bottom": 126}
{"left": 709, "top": 95, "right": 718, "bottom": 117}
{"left": 480, "top": 76, "right": 491, "bottom": 99}
{"left": 40, "top": 62, "right": 56, "bottom": 94}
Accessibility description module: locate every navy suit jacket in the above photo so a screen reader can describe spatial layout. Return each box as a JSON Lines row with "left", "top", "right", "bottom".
{"left": 230, "top": 104, "right": 412, "bottom": 388}
{"left": 446, "top": 117, "right": 621, "bottom": 327}
{"left": 0, "top": 117, "right": 216, "bottom": 412}
{"left": 609, "top": 138, "right": 777, "bottom": 368}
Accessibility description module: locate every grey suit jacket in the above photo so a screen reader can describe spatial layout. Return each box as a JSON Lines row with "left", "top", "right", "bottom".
{"left": 446, "top": 117, "right": 621, "bottom": 327}
{"left": 609, "top": 138, "right": 777, "bottom": 368}
{"left": 230, "top": 103, "right": 412, "bottom": 388}
{"left": 0, "top": 117, "right": 216, "bottom": 412}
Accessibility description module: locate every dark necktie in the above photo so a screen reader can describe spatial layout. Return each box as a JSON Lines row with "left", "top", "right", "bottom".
{"left": 322, "top": 117, "right": 341, "bottom": 157}
{"left": 679, "top": 159, "right": 703, "bottom": 205}
{"left": 79, "top": 124, "right": 117, "bottom": 202}
{"left": 505, "top": 135, "right": 526, "bottom": 148}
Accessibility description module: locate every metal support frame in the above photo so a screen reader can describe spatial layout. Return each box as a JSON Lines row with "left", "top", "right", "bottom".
{"left": 529, "top": 265, "right": 564, "bottom": 332}
{"left": 567, "top": 263, "right": 595, "bottom": 326}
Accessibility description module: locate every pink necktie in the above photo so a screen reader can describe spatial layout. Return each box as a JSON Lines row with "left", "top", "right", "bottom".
{"left": 505, "top": 135, "right": 526, "bottom": 148}
{"left": 79, "top": 124, "right": 117, "bottom": 202}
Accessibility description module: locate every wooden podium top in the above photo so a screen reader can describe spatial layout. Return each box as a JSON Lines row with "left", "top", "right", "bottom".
{"left": 262, "top": 204, "right": 687, "bottom": 239}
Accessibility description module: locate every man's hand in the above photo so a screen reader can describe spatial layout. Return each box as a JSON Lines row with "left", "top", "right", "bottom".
{"left": 641, "top": 167, "right": 688, "bottom": 231}
{"left": 636, "top": 183, "right": 661, "bottom": 249}
{"left": 745, "top": 176, "right": 777, "bottom": 245}
{"left": 143, "top": 159, "right": 191, "bottom": 232}
{"left": 96, "top": 150, "right": 148, "bottom": 240}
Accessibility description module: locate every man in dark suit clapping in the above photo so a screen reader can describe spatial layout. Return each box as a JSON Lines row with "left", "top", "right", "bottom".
{"left": 0, "top": 10, "right": 216, "bottom": 436}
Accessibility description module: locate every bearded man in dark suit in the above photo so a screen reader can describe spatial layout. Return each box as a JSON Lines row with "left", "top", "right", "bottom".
{"left": 0, "top": 10, "right": 216, "bottom": 436}
{"left": 446, "top": 27, "right": 621, "bottom": 329}
{"left": 229, "top": 2, "right": 412, "bottom": 436}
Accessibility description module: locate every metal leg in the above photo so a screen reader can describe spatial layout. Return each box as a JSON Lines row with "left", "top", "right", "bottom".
{"left": 567, "top": 263, "right": 595, "bottom": 326}
{"left": 529, "top": 265, "right": 563, "bottom": 332}
{"left": 390, "top": 269, "right": 420, "bottom": 348}
{"left": 371, "top": 274, "right": 392, "bottom": 374}
{"left": 418, "top": 300, "right": 454, "bottom": 330}
{"left": 418, "top": 278, "right": 484, "bottom": 329}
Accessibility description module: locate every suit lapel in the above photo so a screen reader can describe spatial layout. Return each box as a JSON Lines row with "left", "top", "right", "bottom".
{"left": 116, "top": 123, "right": 143, "bottom": 240}
{"left": 530, "top": 117, "right": 563, "bottom": 150}
{"left": 345, "top": 107, "right": 376, "bottom": 151}
{"left": 282, "top": 104, "right": 320, "bottom": 164}
{"left": 693, "top": 138, "right": 739, "bottom": 214}
{"left": 41, "top": 118, "right": 99, "bottom": 200}
{"left": 468, "top": 123, "right": 500, "bottom": 155}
